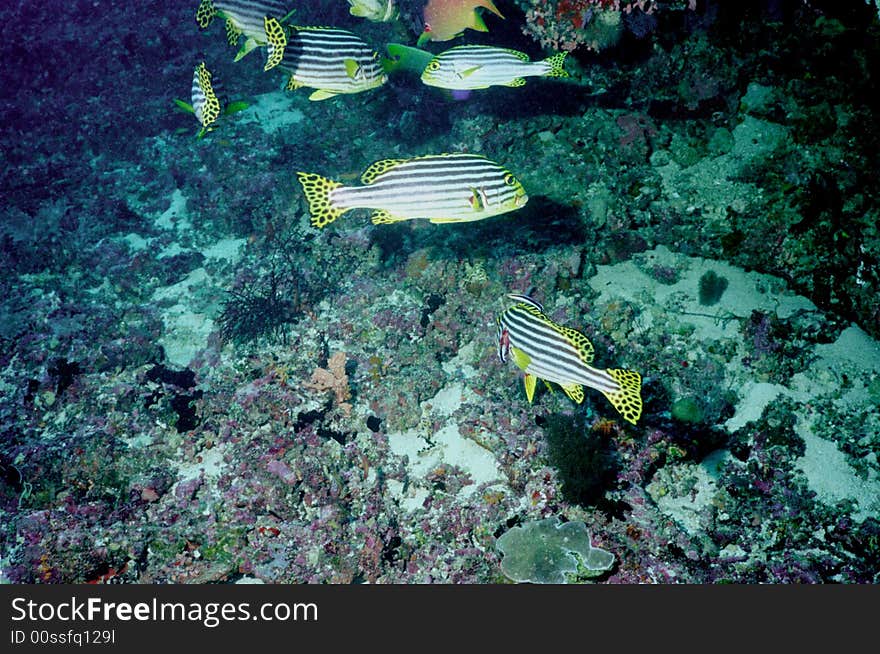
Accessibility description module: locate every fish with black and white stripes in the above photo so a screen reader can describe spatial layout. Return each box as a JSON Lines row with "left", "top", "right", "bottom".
{"left": 296, "top": 153, "right": 528, "bottom": 228}
{"left": 497, "top": 293, "right": 643, "bottom": 425}
{"left": 277, "top": 26, "right": 387, "bottom": 101}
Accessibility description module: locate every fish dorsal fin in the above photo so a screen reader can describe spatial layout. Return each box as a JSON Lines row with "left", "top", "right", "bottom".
{"left": 263, "top": 16, "right": 286, "bottom": 71}
{"left": 557, "top": 324, "right": 595, "bottom": 363}
{"left": 195, "top": 0, "right": 216, "bottom": 28}
{"left": 503, "top": 48, "right": 530, "bottom": 61}
{"left": 507, "top": 293, "right": 544, "bottom": 313}
{"left": 309, "top": 89, "right": 338, "bottom": 101}
{"left": 601, "top": 369, "right": 643, "bottom": 425}
{"left": 361, "top": 158, "right": 407, "bottom": 184}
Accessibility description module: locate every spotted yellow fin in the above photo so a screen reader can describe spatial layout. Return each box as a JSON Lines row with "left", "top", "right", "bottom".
{"left": 543, "top": 51, "right": 568, "bottom": 78}
{"left": 296, "top": 172, "right": 346, "bottom": 228}
{"left": 225, "top": 18, "right": 241, "bottom": 46}
{"left": 370, "top": 209, "right": 406, "bottom": 224}
{"left": 601, "top": 368, "right": 643, "bottom": 425}
{"left": 560, "top": 383, "right": 584, "bottom": 404}
{"left": 195, "top": 0, "right": 216, "bottom": 28}
{"left": 196, "top": 62, "right": 221, "bottom": 129}
{"left": 505, "top": 77, "right": 526, "bottom": 87}
{"left": 361, "top": 158, "right": 407, "bottom": 184}
{"left": 264, "top": 17, "right": 287, "bottom": 71}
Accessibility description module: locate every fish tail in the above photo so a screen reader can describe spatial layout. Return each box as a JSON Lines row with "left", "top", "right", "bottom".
{"left": 263, "top": 16, "right": 286, "bottom": 71}
{"left": 601, "top": 368, "right": 643, "bottom": 425}
{"left": 296, "top": 172, "right": 346, "bottom": 228}
{"left": 544, "top": 51, "right": 569, "bottom": 78}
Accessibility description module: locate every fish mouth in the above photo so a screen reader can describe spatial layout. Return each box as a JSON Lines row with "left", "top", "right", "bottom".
{"left": 515, "top": 192, "right": 529, "bottom": 207}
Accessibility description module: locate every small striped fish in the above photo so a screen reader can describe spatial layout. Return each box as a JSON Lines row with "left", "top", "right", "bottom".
{"left": 297, "top": 153, "right": 528, "bottom": 228}
{"left": 195, "top": 0, "right": 294, "bottom": 69}
{"left": 190, "top": 61, "right": 221, "bottom": 136}
{"left": 421, "top": 45, "right": 568, "bottom": 90}
{"left": 497, "top": 294, "right": 643, "bottom": 425}
{"left": 277, "top": 26, "right": 387, "bottom": 101}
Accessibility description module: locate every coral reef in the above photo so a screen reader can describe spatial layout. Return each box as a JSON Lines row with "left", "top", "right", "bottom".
{"left": 1, "top": 0, "right": 879, "bottom": 586}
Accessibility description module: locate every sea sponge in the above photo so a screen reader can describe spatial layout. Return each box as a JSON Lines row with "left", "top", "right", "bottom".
{"left": 496, "top": 517, "right": 615, "bottom": 583}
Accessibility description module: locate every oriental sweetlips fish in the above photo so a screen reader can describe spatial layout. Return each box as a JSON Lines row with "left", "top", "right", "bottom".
{"left": 421, "top": 45, "right": 568, "bottom": 90}
{"left": 497, "top": 294, "right": 643, "bottom": 425}
{"left": 277, "top": 26, "right": 387, "bottom": 101}
{"left": 174, "top": 61, "right": 248, "bottom": 138}
{"left": 195, "top": 0, "right": 295, "bottom": 69}
{"left": 297, "top": 153, "right": 528, "bottom": 228}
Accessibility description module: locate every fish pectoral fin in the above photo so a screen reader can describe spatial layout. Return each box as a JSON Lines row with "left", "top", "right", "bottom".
{"left": 308, "top": 89, "right": 338, "bottom": 101}
{"left": 523, "top": 374, "right": 537, "bottom": 403}
{"left": 344, "top": 59, "right": 361, "bottom": 79}
{"left": 509, "top": 346, "right": 531, "bottom": 372}
{"left": 601, "top": 368, "right": 644, "bottom": 425}
{"left": 459, "top": 65, "right": 482, "bottom": 78}
{"left": 234, "top": 37, "right": 259, "bottom": 61}
{"left": 371, "top": 209, "right": 405, "bottom": 224}
{"left": 560, "top": 383, "right": 584, "bottom": 404}
{"left": 174, "top": 99, "right": 195, "bottom": 114}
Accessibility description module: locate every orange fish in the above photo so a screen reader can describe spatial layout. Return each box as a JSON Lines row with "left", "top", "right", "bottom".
{"left": 417, "top": 0, "right": 504, "bottom": 45}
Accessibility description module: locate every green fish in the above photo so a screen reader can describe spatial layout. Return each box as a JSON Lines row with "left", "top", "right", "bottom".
{"left": 195, "top": 0, "right": 295, "bottom": 69}
{"left": 421, "top": 45, "right": 568, "bottom": 90}
{"left": 497, "top": 293, "right": 643, "bottom": 425}
{"left": 297, "top": 153, "right": 528, "bottom": 228}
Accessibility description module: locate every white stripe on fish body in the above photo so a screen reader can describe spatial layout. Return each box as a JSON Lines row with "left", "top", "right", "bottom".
{"left": 500, "top": 305, "right": 622, "bottom": 395}
{"left": 214, "top": 0, "right": 291, "bottom": 38}
{"left": 329, "top": 154, "right": 525, "bottom": 221}
{"left": 422, "top": 45, "right": 557, "bottom": 90}
{"left": 191, "top": 68, "right": 208, "bottom": 125}
{"left": 280, "top": 27, "right": 385, "bottom": 94}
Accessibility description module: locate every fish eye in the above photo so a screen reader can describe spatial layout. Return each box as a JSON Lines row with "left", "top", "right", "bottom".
{"left": 504, "top": 173, "right": 517, "bottom": 186}
{"left": 427, "top": 60, "right": 440, "bottom": 72}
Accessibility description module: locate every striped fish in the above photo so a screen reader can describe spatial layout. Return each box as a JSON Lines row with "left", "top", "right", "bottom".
{"left": 190, "top": 61, "right": 221, "bottom": 134}
{"left": 421, "top": 45, "right": 568, "bottom": 90}
{"left": 195, "top": 0, "right": 294, "bottom": 69}
{"left": 296, "top": 153, "right": 528, "bottom": 228}
{"left": 497, "top": 294, "right": 643, "bottom": 425}
{"left": 277, "top": 27, "right": 387, "bottom": 101}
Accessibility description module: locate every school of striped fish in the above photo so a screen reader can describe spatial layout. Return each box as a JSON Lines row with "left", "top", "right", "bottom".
{"left": 179, "top": 1, "right": 645, "bottom": 425}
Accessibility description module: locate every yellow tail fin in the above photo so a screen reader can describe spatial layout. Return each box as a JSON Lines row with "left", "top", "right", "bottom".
{"left": 296, "top": 172, "right": 345, "bottom": 228}
{"left": 601, "top": 368, "right": 643, "bottom": 425}
{"left": 263, "top": 17, "right": 286, "bottom": 71}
